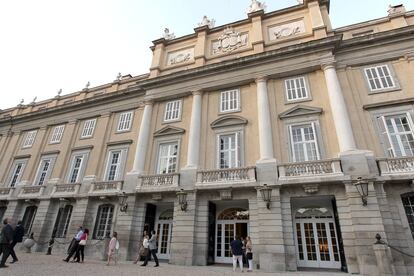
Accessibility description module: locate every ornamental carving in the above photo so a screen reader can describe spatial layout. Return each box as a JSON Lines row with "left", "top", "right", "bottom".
{"left": 166, "top": 48, "right": 194, "bottom": 66}
{"left": 212, "top": 27, "right": 248, "bottom": 55}
{"left": 268, "top": 20, "right": 305, "bottom": 41}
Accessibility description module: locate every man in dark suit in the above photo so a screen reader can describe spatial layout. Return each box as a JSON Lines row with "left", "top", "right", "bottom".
{"left": 0, "top": 218, "right": 14, "bottom": 268}
{"left": 9, "top": 220, "right": 24, "bottom": 263}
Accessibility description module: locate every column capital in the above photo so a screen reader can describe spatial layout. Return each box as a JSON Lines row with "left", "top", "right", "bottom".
{"left": 255, "top": 76, "right": 268, "bottom": 83}
{"left": 191, "top": 90, "right": 203, "bottom": 96}
{"left": 321, "top": 60, "right": 337, "bottom": 71}
{"left": 143, "top": 99, "right": 154, "bottom": 106}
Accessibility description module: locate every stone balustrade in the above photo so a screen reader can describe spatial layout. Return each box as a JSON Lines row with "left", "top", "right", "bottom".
{"left": 378, "top": 156, "right": 414, "bottom": 175}
{"left": 137, "top": 173, "right": 180, "bottom": 189}
{"left": 51, "top": 183, "right": 81, "bottom": 197}
{"left": 0, "top": 187, "right": 14, "bottom": 199}
{"left": 89, "top": 181, "right": 123, "bottom": 194}
{"left": 278, "top": 159, "right": 343, "bottom": 179}
{"left": 18, "top": 185, "right": 45, "bottom": 198}
{"left": 196, "top": 166, "right": 256, "bottom": 184}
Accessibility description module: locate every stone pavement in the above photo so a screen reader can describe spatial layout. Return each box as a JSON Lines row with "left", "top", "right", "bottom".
{"left": 0, "top": 253, "right": 348, "bottom": 276}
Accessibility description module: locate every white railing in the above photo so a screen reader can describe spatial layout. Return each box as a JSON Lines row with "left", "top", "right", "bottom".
{"left": 18, "top": 185, "right": 45, "bottom": 198}
{"left": 278, "top": 159, "right": 342, "bottom": 179}
{"left": 196, "top": 167, "right": 256, "bottom": 184}
{"left": 51, "top": 183, "right": 81, "bottom": 196}
{"left": 137, "top": 173, "right": 179, "bottom": 188}
{"left": 378, "top": 157, "right": 414, "bottom": 175}
{"left": 89, "top": 181, "right": 123, "bottom": 194}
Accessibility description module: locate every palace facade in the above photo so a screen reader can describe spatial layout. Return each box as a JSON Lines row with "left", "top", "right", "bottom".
{"left": 1, "top": 0, "right": 414, "bottom": 274}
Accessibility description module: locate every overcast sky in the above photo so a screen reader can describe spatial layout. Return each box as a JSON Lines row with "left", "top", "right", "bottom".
{"left": 0, "top": 0, "right": 412, "bottom": 110}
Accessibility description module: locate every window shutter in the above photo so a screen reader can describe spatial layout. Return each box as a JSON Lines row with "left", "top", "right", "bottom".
{"left": 236, "top": 132, "right": 241, "bottom": 167}
{"left": 288, "top": 125, "right": 296, "bottom": 162}
{"left": 378, "top": 115, "right": 394, "bottom": 157}
{"left": 311, "top": 122, "right": 321, "bottom": 160}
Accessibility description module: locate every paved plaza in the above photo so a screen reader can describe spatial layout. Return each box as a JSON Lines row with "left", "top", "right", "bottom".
{"left": 0, "top": 253, "right": 348, "bottom": 276}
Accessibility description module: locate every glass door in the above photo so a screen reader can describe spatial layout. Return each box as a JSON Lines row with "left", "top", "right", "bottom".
{"left": 157, "top": 220, "right": 172, "bottom": 259}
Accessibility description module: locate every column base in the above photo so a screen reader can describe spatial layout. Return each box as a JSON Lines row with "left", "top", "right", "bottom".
{"left": 256, "top": 158, "right": 278, "bottom": 184}
{"left": 339, "top": 149, "right": 378, "bottom": 177}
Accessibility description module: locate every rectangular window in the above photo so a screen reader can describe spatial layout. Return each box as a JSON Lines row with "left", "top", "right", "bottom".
{"left": 50, "top": 125, "right": 65, "bottom": 143}
{"left": 401, "top": 193, "right": 414, "bottom": 238}
{"left": 9, "top": 161, "right": 26, "bottom": 187}
{"left": 218, "top": 133, "right": 240, "bottom": 168}
{"left": 289, "top": 123, "right": 320, "bottom": 162}
{"left": 34, "top": 156, "right": 56, "bottom": 186}
{"left": 93, "top": 204, "right": 114, "bottom": 239}
{"left": 54, "top": 205, "right": 73, "bottom": 238}
{"left": 117, "top": 111, "right": 133, "bottom": 132}
{"left": 378, "top": 113, "right": 414, "bottom": 157}
{"left": 220, "top": 89, "right": 240, "bottom": 113}
{"left": 22, "top": 206, "right": 37, "bottom": 236}
{"left": 364, "top": 65, "right": 396, "bottom": 91}
{"left": 105, "top": 151, "right": 122, "bottom": 181}
{"left": 22, "top": 130, "right": 37, "bottom": 148}
{"left": 68, "top": 155, "right": 84, "bottom": 183}
{"left": 164, "top": 100, "right": 181, "bottom": 122}
{"left": 157, "top": 142, "right": 178, "bottom": 174}
{"left": 285, "top": 76, "right": 309, "bottom": 101}
{"left": 81, "top": 119, "right": 96, "bottom": 138}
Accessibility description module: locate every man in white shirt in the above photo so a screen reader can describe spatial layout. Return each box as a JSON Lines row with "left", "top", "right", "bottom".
{"left": 63, "top": 226, "right": 83, "bottom": 262}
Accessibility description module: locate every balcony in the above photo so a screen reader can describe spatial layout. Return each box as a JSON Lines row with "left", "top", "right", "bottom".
{"left": 0, "top": 187, "right": 14, "bottom": 200}
{"left": 51, "top": 183, "right": 81, "bottom": 198}
{"left": 18, "top": 185, "right": 45, "bottom": 199}
{"left": 89, "top": 181, "right": 123, "bottom": 195}
{"left": 196, "top": 167, "right": 256, "bottom": 186}
{"left": 278, "top": 159, "right": 343, "bottom": 180}
{"left": 378, "top": 156, "right": 414, "bottom": 175}
{"left": 136, "top": 173, "right": 180, "bottom": 191}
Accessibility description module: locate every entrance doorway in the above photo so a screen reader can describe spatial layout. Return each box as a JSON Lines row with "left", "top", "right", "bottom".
{"left": 215, "top": 208, "right": 249, "bottom": 263}
{"left": 156, "top": 209, "right": 173, "bottom": 259}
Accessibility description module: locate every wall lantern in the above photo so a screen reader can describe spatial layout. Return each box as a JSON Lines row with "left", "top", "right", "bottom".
{"left": 118, "top": 192, "right": 128, "bottom": 212}
{"left": 177, "top": 189, "right": 188, "bottom": 211}
{"left": 353, "top": 177, "right": 369, "bottom": 206}
{"left": 259, "top": 184, "right": 272, "bottom": 209}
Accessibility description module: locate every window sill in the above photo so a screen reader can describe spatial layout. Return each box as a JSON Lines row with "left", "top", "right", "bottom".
{"left": 367, "top": 87, "right": 402, "bottom": 95}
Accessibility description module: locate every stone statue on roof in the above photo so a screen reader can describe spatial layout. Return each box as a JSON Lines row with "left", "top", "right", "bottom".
{"left": 163, "top": 28, "right": 176, "bottom": 40}
{"left": 198, "top": 15, "right": 215, "bottom": 29}
{"left": 247, "top": 0, "right": 266, "bottom": 14}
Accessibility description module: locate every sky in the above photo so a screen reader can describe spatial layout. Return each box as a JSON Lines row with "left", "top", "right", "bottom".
{"left": 0, "top": 0, "right": 412, "bottom": 110}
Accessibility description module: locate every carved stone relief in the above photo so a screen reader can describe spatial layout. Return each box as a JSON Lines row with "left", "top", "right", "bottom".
{"left": 268, "top": 20, "right": 305, "bottom": 41}
{"left": 212, "top": 27, "right": 248, "bottom": 55}
{"left": 166, "top": 48, "right": 194, "bottom": 66}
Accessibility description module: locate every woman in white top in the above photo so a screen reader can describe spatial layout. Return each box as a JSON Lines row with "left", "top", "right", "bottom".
{"left": 245, "top": 236, "right": 253, "bottom": 272}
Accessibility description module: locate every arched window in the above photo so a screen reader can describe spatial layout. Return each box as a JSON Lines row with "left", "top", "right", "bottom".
{"left": 295, "top": 207, "right": 332, "bottom": 219}
{"left": 159, "top": 209, "right": 173, "bottom": 220}
{"left": 22, "top": 206, "right": 37, "bottom": 235}
{"left": 53, "top": 205, "right": 73, "bottom": 238}
{"left": 93, "top": 204, "right": 114, "bottom": 239}
{"left": 217, "top": 208, "right": 249, "bottom": 220}
{"left": 401, "top": 193, "right": 414, "bottom": 238}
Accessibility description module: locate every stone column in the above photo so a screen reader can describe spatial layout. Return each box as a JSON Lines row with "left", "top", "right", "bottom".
{"left": 322, "top": 63, "right": 357, "bottom": 152}
{"left": 186, "top": 91, "right": 202, "bottom": 168}
{"left": 255, "top": 77, "right": 275, "bottom": 161}
{"left": 131, "top": 101, "right": 153, "bottom": 174}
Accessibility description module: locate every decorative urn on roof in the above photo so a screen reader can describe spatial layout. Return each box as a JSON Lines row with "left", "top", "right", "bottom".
{"left": 247, "top": 0, "right": 266, "bottom": 14}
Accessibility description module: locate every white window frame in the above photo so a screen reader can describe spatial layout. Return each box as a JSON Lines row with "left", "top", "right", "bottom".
{"left": 81, "top": 119, "right": 97, "bottom": 138}
{"left": 220, "top": 89, "right": 240, "bottom": 113}
{"left": 93, "top": 204, "right": 115, "bottom": 239}
{"left": 66, "top": 151, "right": 89, "bottom": 183}
{"left": 117, "top": 111, "right": 133, "bottom": 132}
{"left": 54, "top": 205, "right": 73, "bottom": 238}
{"left": 363, "top": 64, "right": 398, "bottom": 93}
{"left": 33, "top": 155, "right": 57, "bottom": 186}
{"left": 284, "top": 76, "right": 311, "bottom": 103}
{"left": 379, "top": 112, "right": 414, "bottom": 157}
{"left": 50, "top": 125, "right": 65, "bottom": 144}
{"left": 7, "top": 159, "right": 28, "bottom": 187}
{"left": 164, "top": 100, "right": 182, "bottom": 122}
{"left": 103, "top": 147, "right": 128, "bottom": 181}
{"left": 157, "top": 141, "right": 179, "bottom": 174}
{"left": 288, "top": 122, "right": 321, "bottom": 162}
{"left": 22, "top": 130, "right": 37, "bottom": 148}
{"left": 216, "top": 131, "right": 242, "bottom": 169}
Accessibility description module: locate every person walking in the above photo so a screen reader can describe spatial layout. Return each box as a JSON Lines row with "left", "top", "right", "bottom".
{"left": 230, "top": 236, "right": 244, "bottom": 272}
{"left": 63, "top": 226, "right": 83, "bottom": 262}
{"left": 106, "top": 232, "right": 118, "bottom": 266}
{"left": 9, "top": 220, "right": 24, "bottom": 264}
{"left": 245, "top": 236, "right": 253, "bottom": 272}
{"left": 134, "top": 231, "right": 148, "bottom": 264}
{"left": 139, "top": 233, "right": 150, "bottom": 265}
{"left": 0, "top": 218, "right": 14, "bottom": 268}
{"left": 141, "top": 230, "right": 159, "bottom": 267}
{"left": 75, "top": 229, "right": 89, "bottom": 263}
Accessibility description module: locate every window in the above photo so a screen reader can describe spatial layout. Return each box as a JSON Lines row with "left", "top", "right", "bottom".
{"left": 34, "top": 156, "right": 56, "bottom": 185}
{"left": 104, "top": 148, "right": 127, "bottom": 181}
{"left": 53, "top": 205, "right": 73, "bottom": 238}
{"left": 289, "top": 123, "right": 320, "bottom": 162}
{"left": 93, "top": 204, "right": 114, "bottom": 239}
{"left": 164, "top": 100, "right": 181, "bottom": 122}
{"left": 8, "top": 160, "right": 27, "bottom": 187}
{"left": 22, "top": 130, "right": 37, "bottom": 148}
{"left": 220, "top": 89, "right": 240, "bottom": 113}
{"left": 364, "top": 65, "right": 396, "bottom": 91}
{"left": 50, "top": 125, "right": 65, "bottom": 143}
{"left": 157, "top": 142, "right": 178, "bottom": 174}
{"left": 81, "top": 119, "right": 96, "bottom": 138}
{"left": 0, "top": 207, "right": 6, "bottom": 222}
{"left": 377, "top": 113, "right": 414, "bottom": 157}
{"left": 22, "top": 206, "right": 37, "bottom": 235}
{"left": 218, "top": 133, "right": 240, "bottom": 168}
{"left": 401, "top": 193, "right": 414, "bottom": 238}
{"left": 285, "top": 76, "right": 309, "bottom": 102}
{"left": 68, "top": 155, "right": 84, "bottom": 183}
{"left": 117, "top": 111, "right": 133, "bottom": 132}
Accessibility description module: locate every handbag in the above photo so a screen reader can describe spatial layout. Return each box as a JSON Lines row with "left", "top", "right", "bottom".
{"left": 79, "top": 239, "right": 86, "bottom": 246}
{"left": 246, "top": 252, "right": 253, "bottom": 260}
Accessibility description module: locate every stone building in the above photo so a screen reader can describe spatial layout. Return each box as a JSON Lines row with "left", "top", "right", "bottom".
{"left": 0, "top": 0, "right": 414, "bottom": 274}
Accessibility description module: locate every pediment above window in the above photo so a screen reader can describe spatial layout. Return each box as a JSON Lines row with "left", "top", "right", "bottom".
{"left": 210, "top": 115, "right": 248, "bottom": 129}
{"left": 279, "top": 105, "right": 323, "bottom": 119}
{"left": 154, "top": 126, "right": 185, "bottom": 137}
